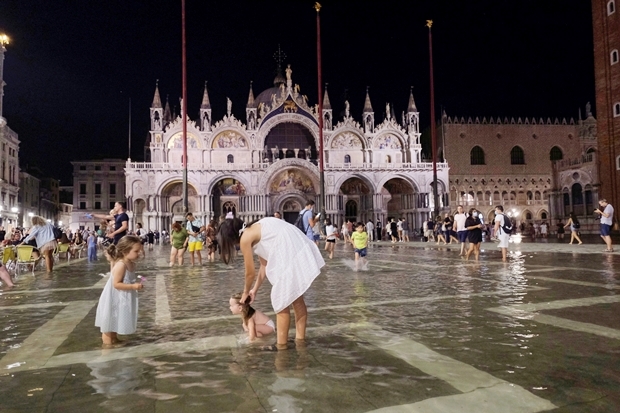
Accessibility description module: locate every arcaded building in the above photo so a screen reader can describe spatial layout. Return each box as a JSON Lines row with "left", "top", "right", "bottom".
{"left": 124, "top": 66, "right": 449, "bottom": 231}
{"left": 442, "top": 107, "right": 598, "bottom": 229}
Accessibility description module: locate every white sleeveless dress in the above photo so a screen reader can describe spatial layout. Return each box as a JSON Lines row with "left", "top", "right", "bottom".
{"left": 252, "top": 217, "right": 325, "bottom": 313}
{"left": 95, "top": 267, "right": 139, "bottom": 334}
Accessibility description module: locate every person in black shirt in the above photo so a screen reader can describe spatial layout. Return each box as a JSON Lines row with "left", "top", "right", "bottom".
{"left": 464, "top": 208, "right": 483, "bottom": 261}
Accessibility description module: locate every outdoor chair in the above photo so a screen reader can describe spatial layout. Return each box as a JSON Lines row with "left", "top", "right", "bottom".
{"left": 55, "top": 243, "right": 71, "bottom": 261}
{"left": 16, "top": 245, "right": 37, "bottom": 275}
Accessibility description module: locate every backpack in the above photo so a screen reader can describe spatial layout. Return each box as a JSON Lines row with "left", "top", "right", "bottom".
{"left": 294, "top": 210, "right": 310, "bottom": 233}
{"left": 53, "top": 227, "right": 63, "bottom": 240}
{"left": 501, "top": 216, "right": 513, "bottom": 235}
{"left": 573, "top": 221, "right": 580, "bottom": 229}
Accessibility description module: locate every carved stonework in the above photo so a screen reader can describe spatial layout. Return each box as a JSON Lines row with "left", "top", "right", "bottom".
{"left": 331, "top": 132, "right": 363, "bottom": 149}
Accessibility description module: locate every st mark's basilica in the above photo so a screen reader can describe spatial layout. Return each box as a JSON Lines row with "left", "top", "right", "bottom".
{"left": 124, "top": 65, "right": 448, "bottom": 230}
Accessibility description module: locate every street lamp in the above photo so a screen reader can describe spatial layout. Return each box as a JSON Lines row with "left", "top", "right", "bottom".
{"left": 11, "top": 207, "right": 18, "bottom": 213}
{"left": 0, "top": 34, "right": 9, "bottom": 46}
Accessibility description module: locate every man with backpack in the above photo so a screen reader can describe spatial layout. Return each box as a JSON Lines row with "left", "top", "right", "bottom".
{"left": 493, "top": 205, "right": 512, "bottom": 262}
{"left": 297, "top": 200, "right": 320, "bottom": 241}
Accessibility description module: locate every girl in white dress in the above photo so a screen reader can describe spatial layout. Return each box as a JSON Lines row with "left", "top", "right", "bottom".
{"left": 219, "top": 217, "right": 325, "bottom": 351}
{"left": 95, "top": 236, "right": 144, "bottom": 345}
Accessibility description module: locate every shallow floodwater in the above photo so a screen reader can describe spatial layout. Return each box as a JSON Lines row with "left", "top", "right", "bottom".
{"left": 1, "top": 240, "right": 620, "bottom": 412}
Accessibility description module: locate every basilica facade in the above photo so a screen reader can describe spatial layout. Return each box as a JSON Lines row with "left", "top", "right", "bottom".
{"left": 124, "top": 67, "right": 448, "bottom": 232}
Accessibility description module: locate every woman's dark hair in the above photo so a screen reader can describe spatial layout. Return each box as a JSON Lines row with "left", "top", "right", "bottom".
{"left": 569, "top": 212, "right": 579, "bottom": 224}
{"left": 231, "top": 292, "right": 255, "bottom": 324}
{"left": 218, "top": 217, "right": 247, "bottom": 264}
{"left": 325, "top": 218, "right": 332, "bottom": 226}
{"left": 171, "top": 222, "right": 181, "bottom": 232}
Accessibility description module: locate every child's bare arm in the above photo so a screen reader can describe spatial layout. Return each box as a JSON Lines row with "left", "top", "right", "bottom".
{"left": 112, "top": 262, "right": 142, "bottom": 291}
{"left": 247, "top": 316, "right": 257, "bottom": 341}
{"left": 250, "top": 258, "right": 268, "bottom": 298}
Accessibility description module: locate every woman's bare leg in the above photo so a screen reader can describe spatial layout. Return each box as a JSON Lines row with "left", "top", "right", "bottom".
{"left": 276, "top": 308, "right": 291, "bottom": 349}
{"left": 292, "top": 296, "right": 308, "bottom": 341}
{"left": 0, "top": 266, "right": 14, "bottom": 287}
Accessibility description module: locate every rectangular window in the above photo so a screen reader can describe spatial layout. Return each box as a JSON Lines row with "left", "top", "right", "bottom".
{"left": 80, "top": 165, "right": 86, "bottom": 171}
{"left": 95, "top": 165, "right": 101, "bottom": 171}
{"left": 110, "top": 202, "right": 116, "bottom": 210}
{"left": 95, "top": 183, "right": 102, "bottom": 195}
{"left": 80, "top": 202, "right": 86, "bottom": 209}
{"left": 110, "top": 166, "right": 116, "bottom": 171}
{"left": 110, "top": 183, "right": 116, "bottom": 195}
{"left": 80, "top": 183, "right": 87, "bottom": 194}
{"left": 95, "top": 201, "right": 101, "bottom": 209}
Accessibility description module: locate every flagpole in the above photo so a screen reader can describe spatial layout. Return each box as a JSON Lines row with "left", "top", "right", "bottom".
{"left": 315, "top": 2, "right": 325, "bottom": 216}
{"left": 427, "top": 20, "right": 439, "bottom": 218}
{"left": 181, "top": 0, "right": 189, "bottom": 214}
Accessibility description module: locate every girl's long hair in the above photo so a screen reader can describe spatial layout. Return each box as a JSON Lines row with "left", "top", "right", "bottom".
{"left": 218, "top": 217, "right": 248, "bottom": 264}
{"left": 106, "top": 235, "right": 141, "bottom": 261}
{"left": 231, "top": 292, "right": 255, "bottom": 324}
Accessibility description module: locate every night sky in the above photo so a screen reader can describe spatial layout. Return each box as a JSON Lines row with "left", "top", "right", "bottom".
{"left": 0, "top": 0, "right": 594, "bottom": 184}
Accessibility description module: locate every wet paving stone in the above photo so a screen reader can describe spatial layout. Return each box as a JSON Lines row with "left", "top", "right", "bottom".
{"left": 1, "top": 241, "right": 620, "bottom": 412}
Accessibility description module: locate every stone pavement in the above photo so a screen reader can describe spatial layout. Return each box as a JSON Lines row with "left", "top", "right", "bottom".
{"left": 1, "top": 237, "right": 619, "bottom": 412}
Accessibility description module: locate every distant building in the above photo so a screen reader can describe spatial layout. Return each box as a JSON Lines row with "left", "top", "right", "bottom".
{"left": 593, "top": 0, "right": 620, "bottom": 211}
{"left": 39, "top": 177, "right": 59, "bottom": 222}
{"left": 0, "top": 40, "right": 20, "bottom": 230}
{"left": 18, "top": 171, "right": 40, "bottom": 227}
{"left": 442, "top": 108, "right": 598, "bottom": 231}
{"left": 58, "top": 185, "right": 73, "bottom": 228}
{"left": 71, "top": 159, "right": 126, "bottom": 231}
{"left": 124, "top": 64, "right": 448, "bottom": 231}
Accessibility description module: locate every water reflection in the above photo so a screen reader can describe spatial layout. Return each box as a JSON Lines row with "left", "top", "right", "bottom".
{"left": 87, "top": 357, "right": 147, "bottom": 398}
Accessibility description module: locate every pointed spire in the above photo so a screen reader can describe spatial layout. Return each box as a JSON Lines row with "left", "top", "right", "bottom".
{"left": 201, "top": 81, "right": 211, "bottom": 109}
{"left": 407, "top": 86, "right": 417, "bottom": 112}
{"left": 323, "top": 83, "right": 331, "bottom": 109}
{"left": 363, "top": 87, "right": 373, "bottom": 113}
{"left": 247, "top": 81, "right": 255, "bottom": 108}
{"left": 152, "top": 80, "right": 162, "bottom": 108}
{"left": 163, "top": 95, "right": 172, "bottom": 123}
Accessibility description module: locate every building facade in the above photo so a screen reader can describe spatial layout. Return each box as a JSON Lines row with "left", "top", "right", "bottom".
{"left": 0, "top": 37, "right": 20, "bottom": 230}
{"left": 593, "top": 0, "right": 620, "bottom": 211}
{"left": 71, "top": 159, "right": 127, "bottom": 231}
{"left": 18, "top": 171, "right": 40, "bottom": 227}
{"left": 443, "top": 109, "right": 599, "bottom": 231}
{"left": 125, "top": 66, "right": 449, "bottom": 231}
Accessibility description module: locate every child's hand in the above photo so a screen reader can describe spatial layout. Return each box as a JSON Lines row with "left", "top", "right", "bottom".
{"left": 134, "top": 283, "right": 143, "bottom": 291}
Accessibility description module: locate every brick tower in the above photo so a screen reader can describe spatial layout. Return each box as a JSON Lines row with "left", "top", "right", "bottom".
{"left": 593, "top": 0, "right": 620, "bottom": 208}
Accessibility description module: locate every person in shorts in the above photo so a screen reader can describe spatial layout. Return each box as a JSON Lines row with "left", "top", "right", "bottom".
{"left": 453, "top": 205, "right": 468, "bottom": 255}
{"left": 185, "top": 212, "right": 203, "bottom": 266}
{"left": 493, "top": 205, "right": 510, "bottom": 262}
{"left": 350, "top": 222, "right": 369, "bottom": 271}
{"left": 595, "top": 199, "right": 614, "bottom": 252}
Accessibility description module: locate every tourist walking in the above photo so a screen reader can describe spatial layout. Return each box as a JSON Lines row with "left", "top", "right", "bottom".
{"left": 464, "top": 208, "right": 483, "bottom": 261}
{"left": 401, "top": 218, "right": 410, "bottom": 242}
{"left": 366, "top": 220, "right": 375, "bottom": 242}
{"left": 564, "top": 212, "right": 583, "bottom": 245}
{"left": 218, "top": 216, "right": 325, "bottom": 351}
{"left": 376, "top": 220, "right": 382, "bottom": 241}
{"left": 21, "top": 215, "right": 58, "bottom": 272}
{"left": 595, "top": 199, "right": 614, "bottom": 252}
{"left": 88, "top": 231, "right": 98, "bottom": 262}
{"left": 185, "top": 212, "right": 204, "bottom": 266}
{"left": 169, "top": 222, "right": 188, "bottom": 266}
{"left": 350, "top": 222, "right": 369, "bottom": 271}
{"left": 493, "top": 205, "right": 511, "bottom": 262}
{"left": 324, "top": 218, "right": 337, "bottom": 259}
{"left": 454, "top": 205, "right": 468, "bottom": 255}
{"left": 95, "top": 236, "right": 144, "bottom": 345}
{"left": 205, "top": 220, "right": 218, "bottom": 262}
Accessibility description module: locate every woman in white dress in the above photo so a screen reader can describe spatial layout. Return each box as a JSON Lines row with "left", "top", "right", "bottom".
{"left": 219, "top": 217, "right": 325, "bottom": 350}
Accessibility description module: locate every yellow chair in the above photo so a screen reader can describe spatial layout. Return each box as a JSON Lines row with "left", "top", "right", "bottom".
{"left": 16, "top": 245, "right": 37, "bottom": 275}
{"left": 2, "top": 246, "right": 16, "bottom": 265}
{"left": 55, "top": 243, "right": 71, "bottom": 261}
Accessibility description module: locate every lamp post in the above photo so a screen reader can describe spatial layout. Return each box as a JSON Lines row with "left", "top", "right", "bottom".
{"left": 181, "top": 0, "right": 189, "bottom": 214}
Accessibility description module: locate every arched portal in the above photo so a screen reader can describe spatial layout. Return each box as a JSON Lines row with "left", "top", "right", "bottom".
{"left": 160, "top": 182, "right": 199, "bottom": 215}
{"left": 339, "top": 177, "right": 373, "bottom": 223}
{"left": 211, "top": 178, "right": 246, "bottom": 219}
{"left": 264, "top": 122, "right": 317, "bottom": 163}
{"left": 382, "top": 178, "right": 417, "bottom": 226}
